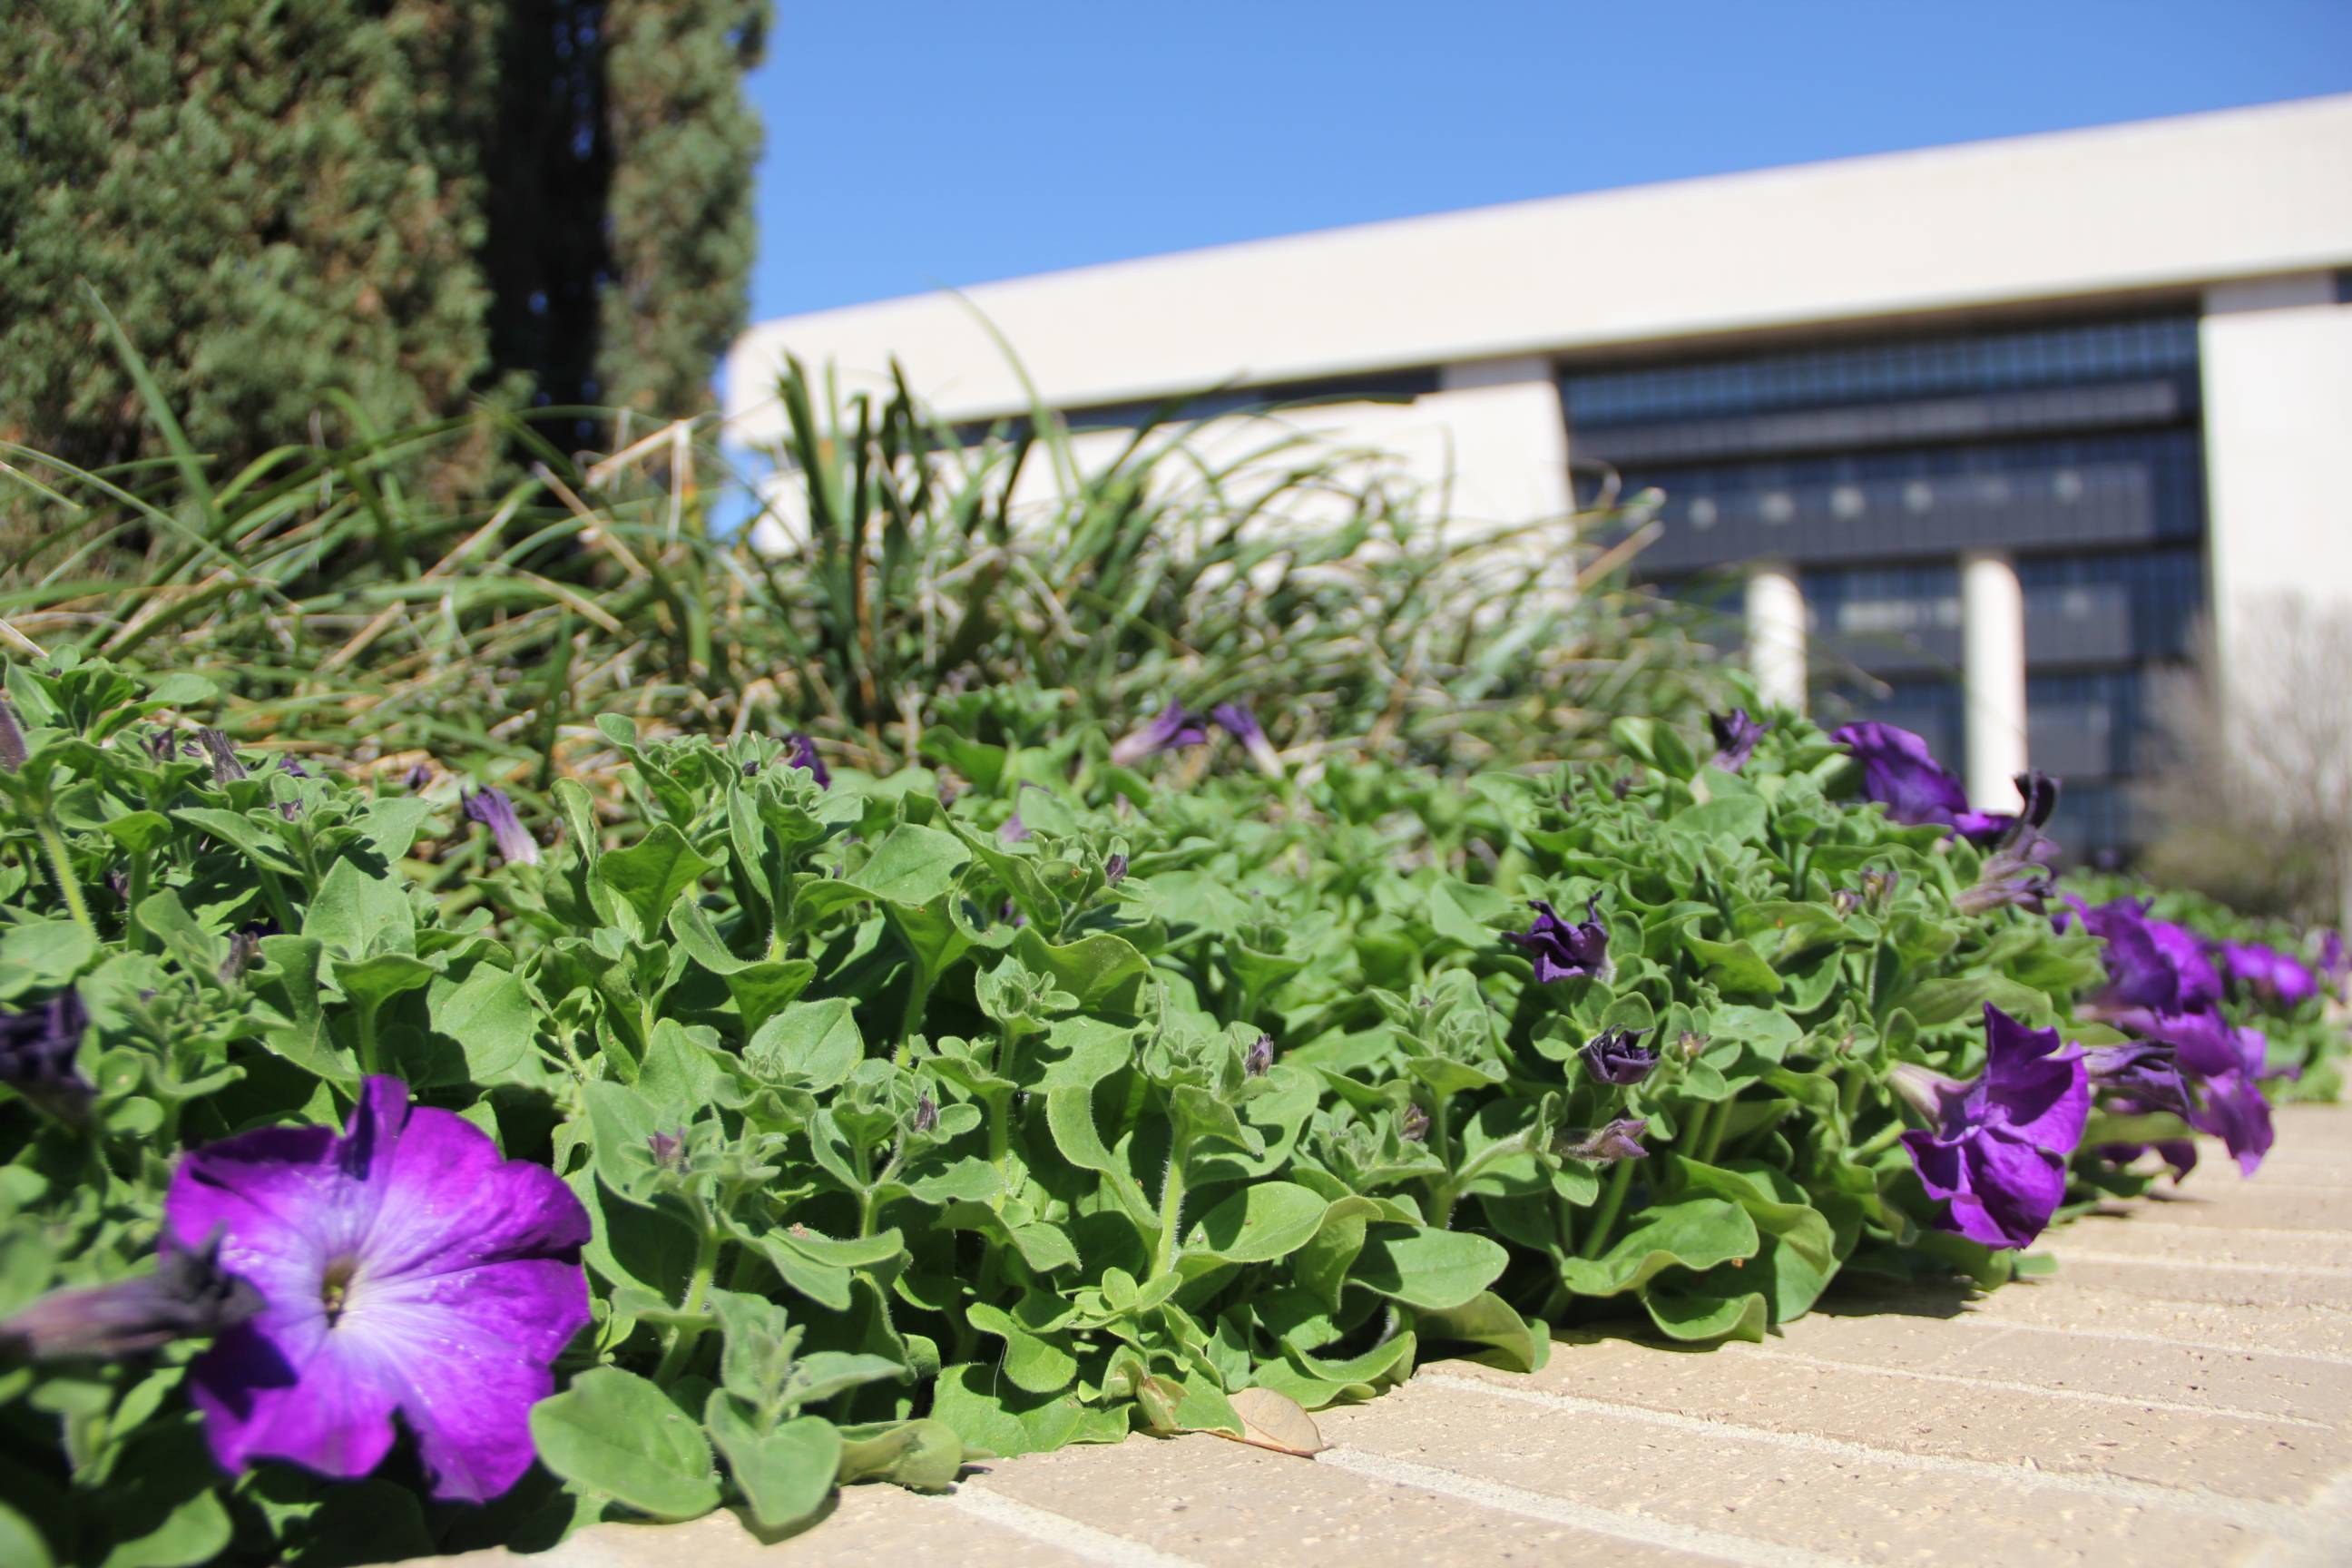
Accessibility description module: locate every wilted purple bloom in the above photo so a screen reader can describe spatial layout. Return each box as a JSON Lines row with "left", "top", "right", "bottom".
{"left": 1954, "top": 842, "right": 2054, "bottom": 916}
{"left": 1559, "top": 1117, "right": 1650, "bottom": 1163}
{"left": 1832, "top": 723, "right": 2009, "bottom": 842}
{"left": 1579, "top": 1026, "right": 1656, "bottom": 1086}
{"left": 997, "top": 811, "right": 1031, "bottom": 845}
{"left": 0, "top": 990, "right": 93, "bottom": 1125}
{"left": 646, "top": 1130, "right": 685, "bottom": 1170}
{"left": 2218, "top": 942, "right": 2319, "bottom": 1009}
{"left": 1895, "top": 1004, "right": 2090, "bottom": 1250}
{"left": 220, "top": 927, "right": 265, "bottom": 985}
{"left": 196, "top": 729, "right": 249, "bottom": 784}
{"left": 1210, "top": 703, "right": 1285, "bottom": 777}
{"left": 402, "top": 760, "right": 434, "bottom": 792}
{"left": 461, "top": 787, "right": 539, "bottom": 867}
{"left": 1398, "top": 1102, "right": 1430, "bottom": 1142}
{"left": 782, "top": 731, "right": 830, "bottom": 789}
{"left": 275, "top": 757, "right": 311, "bottom": 779}
{"left": 1507, "top": 898, "right": 1611, "bottom": 984}
{"left": 167, "top": 1078, "right": 591, "bottom": 1502}
{"left": 0, "top": 697, "right": 25, "bottom": 771}
{"left": 0, "top": 1235, "right": 262, "bottom": 1363}
{"left": 1103, "top": 853, "right": 1129, "bottom": 886}
{"left": 2186, "top": 1070, "right": 2275, "bottom": 1175}
{"left": 911, "top": 1091, "right": 939, "bottom": 1134}
{"left": 1109, "top": 703, "right": 1208, "bottom": 768}
{"left": 1244, "top": 1034, "right": 1276, "bottom": 1077}
{"left": 2097, "top": 1138, "right": 2199, "bottom": 1182}
{"left": 2078, "top": 1042, "right": 2192, "bottom": 1118}
{"left": 1706, "top": 709, "right": 1767, "bottom": 773}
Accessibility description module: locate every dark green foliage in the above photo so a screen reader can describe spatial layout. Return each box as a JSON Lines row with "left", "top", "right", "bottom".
{"left": 0, "top": 0, "right": 767, "bottom": 489}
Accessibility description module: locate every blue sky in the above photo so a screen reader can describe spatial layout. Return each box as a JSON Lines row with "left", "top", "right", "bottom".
{"left": 744, "top": 1, "right": 2352, "bottom": 324}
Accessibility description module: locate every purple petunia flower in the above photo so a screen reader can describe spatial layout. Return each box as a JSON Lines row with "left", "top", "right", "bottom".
{"left": 0, "top": 1234, "right": 262, "bottom": 1362}
{"left": 1559, "top": 1117, "right": 1649, "bottom": 1163}
{"left": 0, "top": 990, "right": 94, "bottom": 1125}
{"left": 1109, "top": 703, "right": 1209, "bottom": 768}
{"left": 1210, "top": 703, "right": 1285, "bottom": 777}
{"left": 1833, "top": 722, "right": 2009, "bottom": 842}
{"left": 2218, "top": 942, "right": 2319, "bottom": 1009}
{"left": 1894, "top": 1004, "right": 2090, "bottom": 1250}
{"left": 2078, "top": 1042, "right": 2192, "bottom": 1118}
{"left": 1507, "top": 898, "right": 1611, "bottom": 984}
{"left": 1706, "top": 709, "right": 1767, "bottom": 774}
{"left": 2318, "top": 930, "right": 2348, "bottom": 995}
{"left": 1580, "top": 1026, "right": 1657, "bottom": 1086}
{"left": 461, "top": 787, "right": 540, "bottom": 867}
{"left": 402, "top": 760, "right": 434, "bottom": 792}
{"left": 2185, "top": 1070, "right": 2276, "bottom": 1175}
{"left": 166, "top": 1078, "right": 591, "bottom": 1503}
{"left": 782, "top": 731, "right": 830, "bottom": 789}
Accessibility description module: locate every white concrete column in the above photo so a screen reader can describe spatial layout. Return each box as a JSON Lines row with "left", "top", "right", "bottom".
{"left": 1961, "top": 550, "right": 2028, "bottom": 808}
{"left": 2200, "top": 273, "right": 2352, "bottom": 697}
{"left": 1424, "top": 356, "right": 1576, "bottom": 531}
{"left": 1743, "top": 563, "right": 1808, "bottom": 715}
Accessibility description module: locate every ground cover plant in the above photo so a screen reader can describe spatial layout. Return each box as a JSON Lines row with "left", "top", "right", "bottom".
{"left": 0, "top": 656, "right": 2341, "bottom": 1565}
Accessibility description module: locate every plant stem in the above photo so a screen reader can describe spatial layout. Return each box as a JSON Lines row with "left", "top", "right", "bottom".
{"left": 1852, "top": 1119, "right": 1909, "bottom": 1159}
{"left": 1578, "top": 1156, "right": 1637, "bottom": 1260}
{"left": 124, "top": 849, "right": 153, "bottom": 953}
{"left": 895, "top": 965, "right": 933, "bottom": 1067}
{"left": 354, "top": 1004, "right": 383, "bottom": 1076}
{"left": 653, "top": 1220, "right": 723, "bottom": 1384}
{"left": 1152, "top": 1136, "right": 1191, "bottom": 1277}
{"left": 1693, "top": 1097, "right": 1733, "bottom": 1165}
{"left": 36, "top": 817, "right": 93, "bottom": 936}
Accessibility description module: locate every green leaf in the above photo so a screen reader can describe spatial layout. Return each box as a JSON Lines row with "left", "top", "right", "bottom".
{"left": 0, "top": 1502, "right": 49, "bottom": 1568}
{"left": 598, "top": 823, "right": 720, "bottom": 939}
{"left": 704, "top": 1401, "right": 839, "bottom": 1534}
{"left": 101, "top": 810, "right": 173, "bottom": 856}
{"left": 835, "top": 1417, "right": 970, "bottom": 1490}
{"left": 1178, "top": 1182, "right": 1328, "bottom": 1269}
{"left": 1412, "top": 1291, "right": 1546, "bottom": 1372}
{"left": 329, "top": 952, "right": 436, "bottom": 1013}
{"left": 1683, "top": 934, "right": 1782, "bottom": 995}
{"left": 0, "top": 919, "right": 93, "bottom": 998}
{"left": 1012, "top": 928, "right": 1150, "bottom": 1014}
{"left": 855, "top": 824, "right": 969, "bottom": 908}
{"left": 529, "top": 1367, "right": 720, "bottom": 1522}
{"left": 1900, "top": 975, "right": 2055, "bottom": 1028}
{"left": 745, "top": 998, "right": 865, "bottom": 1093}
{"left": 302, "top": 855, "right": 414, "bottom": 957}
{"left": 427, "top": 965, "right": 536, "bottom": 1082}
{"left": 1350, "top": 1225, "right": 1510, "bottom": 1310}
{"left": 1556, "top": 1195, "right": 1758, "bottom": 1298}
{"left": 1642, "top": 1285, "right": 1769, "bottom": 1343}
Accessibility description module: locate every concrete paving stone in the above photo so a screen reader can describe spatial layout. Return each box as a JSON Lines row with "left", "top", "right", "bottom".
{"left": 1750, "top": 1308, "right": 2352, "bottom": 1426}
{"left": 1839, "top": 1274, "right": 2352, "bottom": 1358}
{"left": 965, "top": 1428, "right": 1729, "bottom": 1567}
{"left": 437, "top": 1480, "right": 1096, "bottom": 1568}
{"left": 2029, "top": 1252, "right": 2352, "bottom": 1312}
{"left": 1314, "top": 1377, "right": 2274, "bottom": 1567}
{"left": 2041, "top": 1211, "right": 2352, "bottom": 1269}
{"left": 1434, "top": 1337, "right": 2347, "bottom": 1504}
{"left": 2127, "top": 1189, "right": 2352, "bottom": 1232}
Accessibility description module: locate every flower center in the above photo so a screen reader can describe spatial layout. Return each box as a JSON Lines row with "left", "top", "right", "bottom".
{"left": 319, "top": 1255, "right": 360, "bottom": 1325}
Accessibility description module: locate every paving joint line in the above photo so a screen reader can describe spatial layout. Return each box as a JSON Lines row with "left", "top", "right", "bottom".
{"left": 1931, "top": 1312, "right": 2352, "bottom": 1367}
{"left": 1416, "top": 1371, "right": 2321, "bottom": 1539}
{"left": 1315, "top": 1445, "right": 1859, "bottom": 1568}
{"left": 947, "top": 1482, "right": 1207, "bottom": 1568}
{"left": 1735, "top": 1348, "right": 2334, "bottom": 1429}
{"left": 2047, "top": 1250, "right": 2352, "bottom": 1279}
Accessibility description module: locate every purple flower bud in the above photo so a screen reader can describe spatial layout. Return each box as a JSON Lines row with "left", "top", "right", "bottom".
{"left": 998, "top": 898, "right": 1026, "bottom": 929}
{"left": 1559, "top": 1117, "right": 1649, "bottom": 1163}
{"left": 1110, "top": 703, "right": 1208, "bottom": 768}
{"left": 0, "top": 697, "right": 25, "bottom": 771}
{"left": 0, "top": 990, "right": 93, "bottom": 1125}
{"left": 220, "top": 927, "right": 265, "bottom": 984}
{"left": 0, "top": 1236, "right": 263, "bottom": 1362}
{"left": 1677, "top": 1030, "right": 1709, "bottom": 1060}
{"left": 144, "top": 728, "right": 182, "bottom": 762}
{"left": 911, "top": 1091, "right": 939, "bottom": 1134}
{"left": 1210, "top": 703, "right": 1284, "bottom": 777}
{"left": 1954, "top": 845, "right": 2053, "bottom": 916}
{"left": 1103, "top": 853, "right": 1129, "bottom": 886}
{"left": 1245, "top": 1034, "right": 1276, "bottom": 1077}
{"left": 646, "top": 1130, "right": 685, "bottom": 1169}
{"left": 2318, "top": 929, "right": 2348, "bottom": 995}
{"left": 782, "top": 732, "right": 830, "bottom": 789}
{"left": 196, "top": 728, "right": 248, "bottom": 784}
{"left": 997, "top": 811, "right": 1031, "bottom": 844}
{"left": 1398, "top": 1102, "right": 1430, "bottom": 1143}
{"left": 1579, "top": 1026, "right": 1656, "bottom": 1085}
{"left": 1506, "top": 898, "right": 1611, "bottom": 984}
{"left": 403, "top": 760, "right": 434, "bottom": 791}
{"left": 1706, "top": 709, "right": 1766, "bottom": 773}
{"left": 461, "top": 787, "right": 540, "bottom": 867}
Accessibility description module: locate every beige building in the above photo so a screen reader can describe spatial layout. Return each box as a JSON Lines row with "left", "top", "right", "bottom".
{"left": 728, "top": 95, "right": 2352, "bottom": 858}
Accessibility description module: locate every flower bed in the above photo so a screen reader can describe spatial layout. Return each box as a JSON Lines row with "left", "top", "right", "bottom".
{"left": 0, "top": 657, "right": 2341, "bottom": 1565}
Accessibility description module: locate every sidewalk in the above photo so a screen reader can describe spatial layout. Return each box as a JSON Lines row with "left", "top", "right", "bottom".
{"left": 467, "top": 1103, "right": 2352, "bottom": 1567}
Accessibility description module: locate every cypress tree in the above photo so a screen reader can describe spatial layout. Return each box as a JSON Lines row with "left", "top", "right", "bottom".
{"left": 0, "top": 0, "right": 768, "bottom": 489}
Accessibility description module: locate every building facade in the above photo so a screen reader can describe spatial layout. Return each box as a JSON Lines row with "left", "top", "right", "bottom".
{"left": 727, "top": 96, "right": 2352, "bottom": 860}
